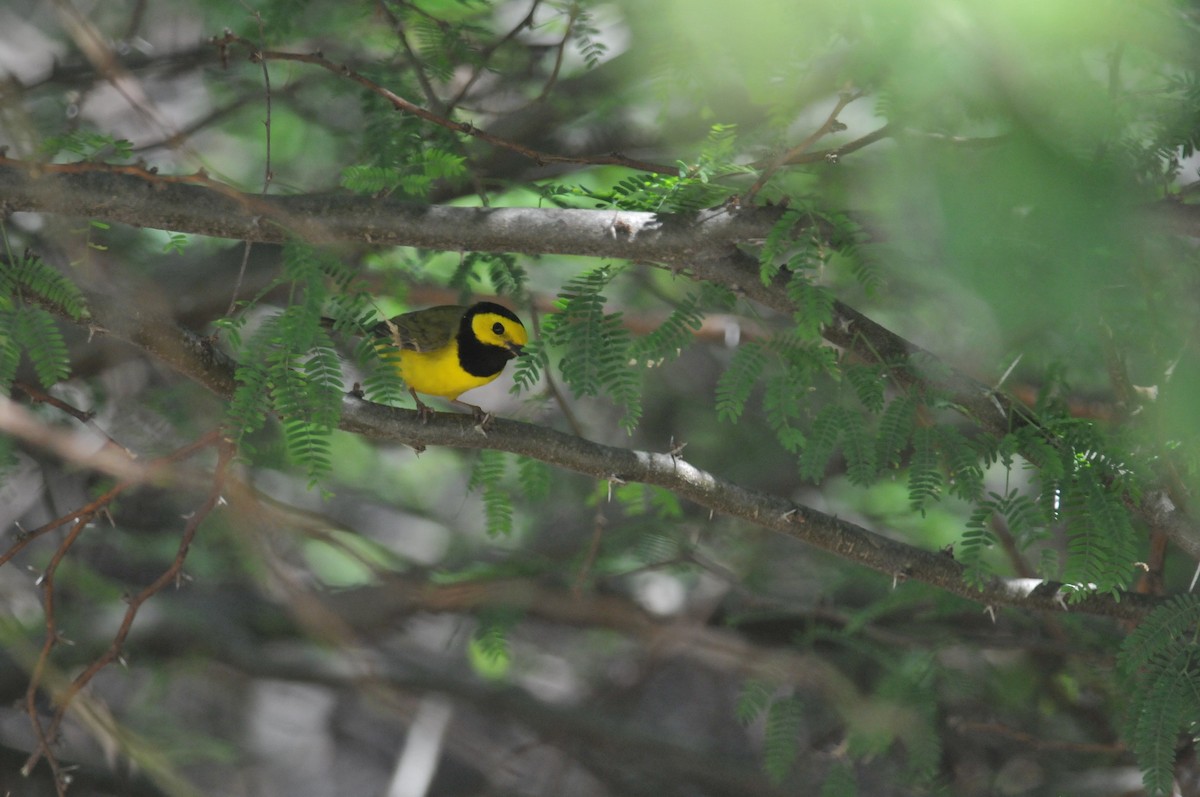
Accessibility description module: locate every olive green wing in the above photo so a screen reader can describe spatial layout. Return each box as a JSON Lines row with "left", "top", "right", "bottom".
{"left": 369, "top": 305, "right": 466, "bottom": 353}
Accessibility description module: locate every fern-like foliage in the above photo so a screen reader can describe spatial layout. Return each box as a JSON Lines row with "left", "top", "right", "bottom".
{"left": 3, "top": 253, "right": 88, "bottom": 320}
{"left": 445, "top": 252, "right": 528, "bottom": 301}
{"left": 508, "top": 337, "right": 548, "bottom": 396}
{"left": 342, "top": 63, "right": 467, "bottom": 200}
{"left": 874, "top": 394, "right": 916, "bottom": 471}
{"left": 542, "top": 124, "right": 756, "bottom": 213}
{"left": 628, "top": 292, "right": 705, "bottom": 368}
{"left": 785, "top": 273, "right": 835, "bottom": 341}
{"left": 39, "top": 128, "right": 133, "bottom": 162}
{"left": 960, "top": 489, "right": 1045, "bottom": 587}
{"left": 468, "top": 608, "right": 519, "bottom": 679}
{"left": 716, "top": 341, "right": 768, "bottom": 423}
{"left": 469, "top": 449, "right": 515, "bottom": 538}
{"left": 13, "top": 306, "right": 71, "bottom": 389}
{"left": 224, "top": 242, "right": 358, "bottom": 485}
{"left": 760, "top": 695, "right": 804, "bottom": 783}
{"left": 1047, "top": 444, "right": 1140, "bottom": 597}
{"left": 1118, "top": 595, "right": 1200, "bottom": 797}
{"left": 820, "top": 761, "right": 858, "bottom": 797}
{"left": 544, "top": 265, "right": 641, "bottom": 431}
{"left": 516, "top": 455, "right": 551, "bottom": 503}
{"left": 0, "top": 252, "right": 88, "bottom": 392}
{"left": 938, "top": 426, "right": 986, "bottom": 502}
{"left": 0, "top": 310, "right": 19, "bottom": 392}
{"left": 609, "top": 481, "right": 684, "bottom": 521}
{"left": 907, "top": 426, "right": 944, "bottom": 513}
{"left": 759, "top": 208, "right": 808, "bottom": 285}
{"left": 735, "top": 678, "right": 776, "bottom": 726}
{"left": 800, "top": 404, "right": 849, "bottom": 482}
{"left": 570, "top": 7, "right": 608, "bottom": 70}
{"left": 844, "top": 364, "right": 886, "bottom": 413}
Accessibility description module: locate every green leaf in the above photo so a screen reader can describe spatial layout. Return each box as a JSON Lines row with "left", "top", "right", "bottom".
{"left": 469, "top": 611, "right": 519, "bottom": 680}
{"left": 800, "top": 404, "right": 847, "bottom": 483}
{"left": 786, "top": 273, "right": 835, "bottom": 341}
{"left": 548, "top": 266, "right": 641, "bottom": 430}
{"left": 907, "top": 426, "right": 943, "bottom": 513}
{"left": 13, "top": 306, "right": 71, "bottom": 388}
{"left": 470, "top": 449, "right": 514, "bottom": 538}
{"left": 763, "top": 696, "right": 803, "bottom": 782}
{"left": 875, "top": 394, "right": 916, "bottom": 470}
{"left": 716, "top": 341, "right": 767, "bottom": 423}
{"left": 844, "top": 364, "right": 886, "bottom": 412}
{"left": 629, "top": 293, "right": 705, "bottom": 368}
{"left": 735, "top": 679, "right": 775, "bottom": 726}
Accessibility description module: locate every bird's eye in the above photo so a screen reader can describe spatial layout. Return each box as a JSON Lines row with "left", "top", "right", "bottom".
{"left": 492, "top": 322, "right": 504, "bottom": 335}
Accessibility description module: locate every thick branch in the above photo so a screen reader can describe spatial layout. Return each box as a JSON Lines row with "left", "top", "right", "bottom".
{"left": 0, "top": 158, "right": 780, "bottom": 259}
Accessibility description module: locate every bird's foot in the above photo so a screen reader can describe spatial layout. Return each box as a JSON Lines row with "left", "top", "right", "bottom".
{"left": 452, "top": 400, "right": 493, "bottom": 434}
{"left": 414, "top": 399, "right": 435, "bottom": 424}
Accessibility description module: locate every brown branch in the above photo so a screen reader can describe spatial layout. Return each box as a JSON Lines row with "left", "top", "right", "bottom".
{"left": 22, "top": 512, "right": 91, "bottom": 794}
{"left": 951, "top": 719, "right": 1123, "bottom": 754}
{"left": 743, "top": 90, "right": 865, "bottom": 202}
{"left": 22, "top": 438, "right": 235, "bottom": 776}
{"left": 337, "top": 399, "right": 1165, "bottom": 623}
{"left": 0, "top": 405, "right": 222, "bottom": 566}
{"left": 784, "top": 122, "right": 893, "bottom": 165}
{"left": 0, "top": 156, "right": 771, "bottom": 254}
{"left": 444, "top": 0, "right": 545, "bottom": 113}
{"left": 212, "top": 33, "right": 677, "bottom": 176}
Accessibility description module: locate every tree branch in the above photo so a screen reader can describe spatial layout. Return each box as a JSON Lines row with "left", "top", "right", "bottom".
{"left": 62, "top": 289, "right": 1165, "bottom": 623}
{"left": 0, "top": 157, "right": 779, "bottom": 257}
{"left": 9, "top": 150, "right": 1191, "bottom": 612}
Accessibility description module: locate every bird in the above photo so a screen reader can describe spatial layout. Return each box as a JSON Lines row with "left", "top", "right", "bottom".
{"left": 365, "top": 302, "right": 528, "bottom": 420}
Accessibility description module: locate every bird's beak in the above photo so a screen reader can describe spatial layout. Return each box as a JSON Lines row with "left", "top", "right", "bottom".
{"left": 506, "top": 343, "right": 525, "bottom": 358}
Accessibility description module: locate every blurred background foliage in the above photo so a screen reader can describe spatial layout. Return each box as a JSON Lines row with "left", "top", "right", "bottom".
{"left": 2, "top": 0, "right": 1200, "bottom": 796}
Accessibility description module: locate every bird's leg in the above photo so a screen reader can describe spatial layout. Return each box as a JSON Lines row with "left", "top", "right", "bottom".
{"left": 451, "top": 399, "right": 493, "bottom": 432}
{"left": 410, "top": 388, "right": 435, "bottom": 423}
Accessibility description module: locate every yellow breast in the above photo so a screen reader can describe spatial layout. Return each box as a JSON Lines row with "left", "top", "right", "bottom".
{"left": 397, "top": 345, "right": 499, "bottom": 400}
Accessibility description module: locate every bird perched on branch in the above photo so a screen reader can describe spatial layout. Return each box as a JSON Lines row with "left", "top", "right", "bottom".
{"left": 364, "top": 302, "right": 528, "bottom": 421}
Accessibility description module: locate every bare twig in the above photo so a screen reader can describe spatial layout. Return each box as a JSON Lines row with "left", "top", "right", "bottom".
{"left": 211, "top": 33, "right": 676, "bottom": 176}
{"left": 743, "top": 90, "right": 865, "bottom": 202}
{"left": 22, "top": 439, "right": 235, "bottom": 776}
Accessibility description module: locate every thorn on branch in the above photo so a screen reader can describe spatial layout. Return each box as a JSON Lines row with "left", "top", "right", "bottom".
{"left": 606, "top": 475, "right": 626, "bottom": 502}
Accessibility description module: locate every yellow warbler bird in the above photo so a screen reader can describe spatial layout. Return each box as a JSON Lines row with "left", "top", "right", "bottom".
{"left": 368, "top": 302, "right": 528, "bottom": 418}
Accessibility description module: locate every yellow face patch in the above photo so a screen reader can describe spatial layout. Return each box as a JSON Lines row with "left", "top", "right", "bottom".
{"left": 471, "top": 311, "right": 528, "bottom": 351}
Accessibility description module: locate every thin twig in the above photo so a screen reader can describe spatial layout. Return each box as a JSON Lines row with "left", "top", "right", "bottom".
{"left": 212, "top": 33, "right": 675, "bottom": 176}
{"left": 743, "top": 90, "right": 865, "bottom": 202}
{"left": 444, "top": 0, "right": 544, "bottom": 113}
{"left": 26, "top": 439, "right": 236, "bottom": 773}
{"left": 225, "top": 7, "right": 274, "bottom": 319}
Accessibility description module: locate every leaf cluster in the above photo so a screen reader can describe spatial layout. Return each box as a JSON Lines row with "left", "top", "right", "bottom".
{"left": 222, "top": 241, "right": 366, "bottom": 485}
{"left": 1118, "top": 595, "right": 1200, "bottom": 797}
{"left": 0, "top": 249, "right": 88, "bottom": 394}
